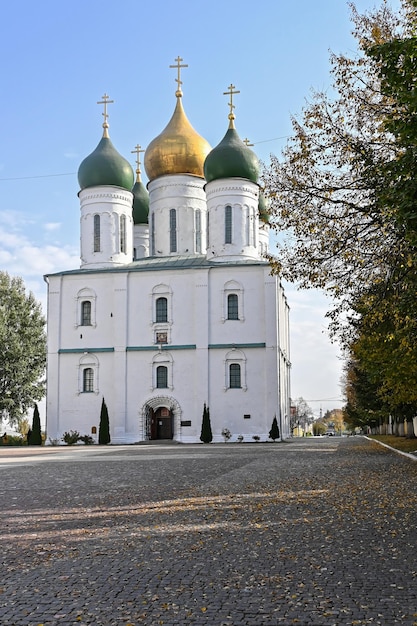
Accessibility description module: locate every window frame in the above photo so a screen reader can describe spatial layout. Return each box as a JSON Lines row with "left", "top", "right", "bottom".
{"left": 78, "top": 353, "right": 99, "bottom": 395}
{"left": 76, "top": 289, "right": 97, "bottom": 328}
{"left": 224, "top": 349, "right": 247, "bottom": 391}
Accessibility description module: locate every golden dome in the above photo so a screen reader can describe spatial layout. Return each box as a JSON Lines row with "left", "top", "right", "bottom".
{"left": 144, "top": 95, "right": 211, "bottom": 182}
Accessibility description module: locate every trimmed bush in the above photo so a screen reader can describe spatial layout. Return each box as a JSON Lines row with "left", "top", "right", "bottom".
{"left": 99, "top": 398, "right": 111, "bottom": 445}
{"left": 200, "top": 403, "right": 213, "bottom": 444}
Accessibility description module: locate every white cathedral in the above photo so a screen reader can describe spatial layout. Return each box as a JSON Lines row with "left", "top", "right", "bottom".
{"left": 45, "top": 60, "right": 291, "bottom": 444}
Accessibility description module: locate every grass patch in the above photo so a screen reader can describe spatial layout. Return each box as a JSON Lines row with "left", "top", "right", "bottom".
{"left": 369, "top": 435, "right": 417, "bottom": 454}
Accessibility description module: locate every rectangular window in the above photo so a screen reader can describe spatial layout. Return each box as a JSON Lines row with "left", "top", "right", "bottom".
{"left": 206, "top": 211, "right": 210, "bottom": 248}
{"left": 151, "top": 213, "right": 155, "bottom": 256}
{"left": 83, "top": 368, "right": 94, "bottom": 392}
{"left": 229, "top": 363, "right": 241, "bottom": 388}
{"left": 195, "top": 209, "right": 202, "bottom": 253}
{"left": 94, "top": 215, "right": 100, "bottom": 252}
{"left": 156, "top": 365, "right": 168, "bottom": 388}
{"left": 170, "top": 209, "right": 177, "bottom": 253}
{"left": 120, "top": 215, "right": 126, "bottom": 254}
{"left": 225, "top": 205, "right": 232, "bottom": 244}
{"left": 81, "top": 301, "right": 92, "bottom": 326}
{"left": 227, "top": 294, "right": 239, "bottom": 320}
{"left": 155, "top": 297, "right": 168, "bottom": 323}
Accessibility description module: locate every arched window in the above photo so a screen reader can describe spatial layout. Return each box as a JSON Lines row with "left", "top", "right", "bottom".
{"left": 222, "top": 280, "right": 244, "bottom": 323}
{"left": 76, "top": 288, "right": 97, "bottom": 328}
{"left": 156, "top": 365, "right": 168, "bottom": 389}
{"left": 225, "top": 349, "right": 247, "bottom": 391}
{"left": 229, "top": 363, "right": 241, "bottom": 388}
{"left": 170, "top": 209, "right": 177, "bottom": 253}
{"left": 227, "top": 294, "right": 239, "bottom": 320}
{"left": 156, "top": 297, "right": 168, "bottom": 323}
{"left": 94, "top": 215, "right": 100, "bottom": 252}
{"left": 81, "top": 301, "right": 92, "bottom": 326}
{"left": 225, "top": 205, "right": 232, "bottom": 244}
{"left": 195, "top": 209, "right": 202, "bottom": 253}
{"left": 83, "top": 368, "right": 94, "bottom": 392}
{"left": 120, "top": 214, "right": 126, "bottom": 253}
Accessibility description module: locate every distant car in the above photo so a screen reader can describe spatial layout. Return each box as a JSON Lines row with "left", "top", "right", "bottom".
{"left": 325, "top": 430, "right": 335, "bottom": 436}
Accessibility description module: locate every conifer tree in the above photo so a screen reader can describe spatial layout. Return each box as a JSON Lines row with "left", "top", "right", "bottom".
{"left": 200, "top": 403, "right": 212, "bottom": 444}
{"left": 98, "top": 398, "right": 111, "bottom": 445}
{"left": 29, "top": 403, "right": 42, "bottom": 445}
{"left": 269, "top": 415, "right": 280, "bottom": 442}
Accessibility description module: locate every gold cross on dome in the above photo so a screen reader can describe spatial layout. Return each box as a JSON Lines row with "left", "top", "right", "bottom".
{"left": 97, "top": 93, "right": 114, "bottom": 133}
{"left": 223, "top": 84, "right": 240, "bottom": 121}
{"left": 243, "top": 138, "right": 254, "bottom": 147}
{"left": 169, "top": 56, "right": 188, "bottom": 96}
{"left": 131, "top": 144, "right": 145, "bottom": 180}
{"left": 131, "top": 144, "right": 145, "bottom": 169}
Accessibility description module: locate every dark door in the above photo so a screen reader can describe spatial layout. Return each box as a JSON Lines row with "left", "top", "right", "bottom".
{"left": 154, "top": 407, "right": 173, "bottom": 439}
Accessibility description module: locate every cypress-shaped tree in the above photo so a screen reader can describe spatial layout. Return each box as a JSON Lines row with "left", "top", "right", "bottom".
{"left": 98, "top": 398, "right": 111, "bottom": 445}
{"left": 29, "top": 403, "right": 42, "bottom": 445}
{"left": 200, "top": 403, "right": 213, "bottom": 444}
{"left": 269, "top": 415, "right": 280, "bottom": 442}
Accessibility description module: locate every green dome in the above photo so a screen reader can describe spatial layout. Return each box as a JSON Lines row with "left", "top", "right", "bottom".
{"left": 132, "top": 180, "right": 149, "bottom": 224}
{"left": 204, "top": 124, "right": 259, "bottom": 183}
{"left": 78, "top": 134, "right": 134, "bottom": 191}
{"left": 258, "top": 192, "right": 270, "bottom": 224}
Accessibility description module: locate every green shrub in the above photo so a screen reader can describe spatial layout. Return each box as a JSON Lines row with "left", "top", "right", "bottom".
{"left": 79, "top": 434, "right": 95, "bottom": 445}
{"left": 62, "top": 430, "right": 81, "bottom": 445}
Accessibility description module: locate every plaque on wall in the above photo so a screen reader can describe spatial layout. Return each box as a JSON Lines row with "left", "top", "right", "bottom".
{"left": 181, "top": 420, "right": 192, "bottom": 427}
{"left": 156, "top": 332, "right": 168, "bottom": 344}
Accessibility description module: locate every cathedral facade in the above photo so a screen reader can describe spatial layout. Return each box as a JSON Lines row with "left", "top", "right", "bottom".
{"left": 45, "top": 65, "right": 291, "bottom": 444}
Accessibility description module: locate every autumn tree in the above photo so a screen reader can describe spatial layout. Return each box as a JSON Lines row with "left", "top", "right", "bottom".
{"left": 292, "top": 397, "right": 313, "bottom": 434}
{"left": 0, "top": 272, "right": 46, "bottom": 427}
{"left": 262, "top": 2, "right": 408, "bottom": 336}
{"left": 263, "top": 1, "right": 417, "bottom": 423}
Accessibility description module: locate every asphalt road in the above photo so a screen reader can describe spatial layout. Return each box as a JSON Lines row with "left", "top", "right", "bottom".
{"left": 1, "top": 437, "right": 416, "bottom": 625}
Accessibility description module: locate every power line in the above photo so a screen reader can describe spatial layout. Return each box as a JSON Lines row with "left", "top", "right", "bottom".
{"left": 0, "top": 172, "right": 76, "bottom": 181}
{"left": 0, "top": 134, "right": 290, "bottom": 182}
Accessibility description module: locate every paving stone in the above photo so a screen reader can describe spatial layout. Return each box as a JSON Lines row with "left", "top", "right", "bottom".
{"left": 0, "top": 438, "right": 417, "bottom": 624}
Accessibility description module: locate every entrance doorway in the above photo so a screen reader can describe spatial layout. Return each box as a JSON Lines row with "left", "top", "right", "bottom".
{"left": 150, "top": 407, "right": 173, "bottom": 440}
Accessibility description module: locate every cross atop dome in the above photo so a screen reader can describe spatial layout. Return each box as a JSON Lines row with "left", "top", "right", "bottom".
{"left": 97, "top": 93, "right": 114, "bottom": 137}
{"left": 223, "top": 84, "right": 240, "bottom": 127}
{"left": 169, "top": 56, "right": 188, "bottom": 97}
{"left": 131, "top": 144, "right": 145, "bottom": 182}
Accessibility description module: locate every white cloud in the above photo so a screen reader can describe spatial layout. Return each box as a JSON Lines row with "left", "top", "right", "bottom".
{"left": 44, "top": 222, "right": 61, "bottom": 232}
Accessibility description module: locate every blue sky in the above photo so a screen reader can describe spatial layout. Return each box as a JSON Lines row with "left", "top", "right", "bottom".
{"left": 0, "top": 0, "right": 400, "bottom": 418}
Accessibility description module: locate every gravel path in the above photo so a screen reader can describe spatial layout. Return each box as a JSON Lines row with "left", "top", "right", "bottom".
{"left": 1, "top": 437, "right": 416, "bottom": 625}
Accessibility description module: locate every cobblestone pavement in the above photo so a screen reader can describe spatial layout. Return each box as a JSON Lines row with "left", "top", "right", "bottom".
{"left": 1, "top": 437, "right": 417, "bottom": 626}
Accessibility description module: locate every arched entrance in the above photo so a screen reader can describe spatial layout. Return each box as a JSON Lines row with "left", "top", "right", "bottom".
{"left": 141, "top": 396, "right": 182, "bottom": 441}
{"left": 151, "top": 406, "right": 173, "bottom": 440}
